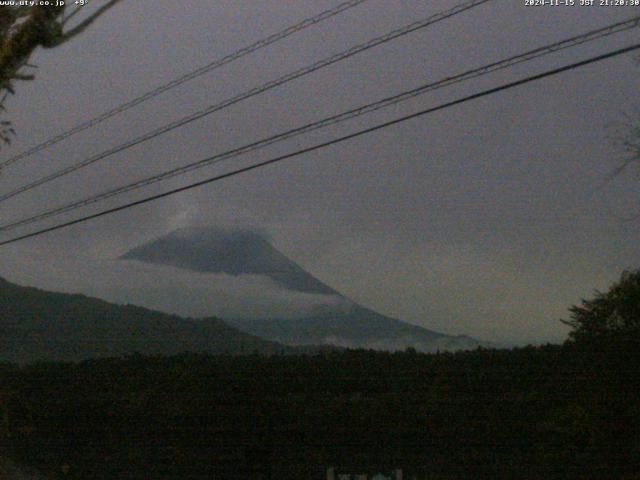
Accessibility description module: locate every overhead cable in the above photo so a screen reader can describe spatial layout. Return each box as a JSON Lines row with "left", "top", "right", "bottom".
{"left": 0, "top": 0, "right": 371, "bottom": 169}
{"left": 0, "top": 0, "right": 491, "bottom": 202}
{"left": 1, "top": 42, "right": 637, "bottom": 247}
{"left": 0, "top": 17, "right": 636, "bottom": 234}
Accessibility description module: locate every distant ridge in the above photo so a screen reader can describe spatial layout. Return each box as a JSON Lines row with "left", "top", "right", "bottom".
{"left": 0, "top": 276, "right": 294, "bottom": 364}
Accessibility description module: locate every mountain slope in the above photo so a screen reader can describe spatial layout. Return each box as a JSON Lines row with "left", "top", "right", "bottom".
{"left": 227, "top": 306, "right": 480, "bottom": 352}
{"left": 122, "top": 227, "right": 486, "bottom": 352}
{"left": 0, "top": 276, "right": 292, "bottom": 364}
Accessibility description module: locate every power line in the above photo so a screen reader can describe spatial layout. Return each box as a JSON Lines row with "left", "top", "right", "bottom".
{"left": 0, "top": 0, "right": 371, "bottom": 170}
{"left": 0, "top": 0, "right": 491, "bottom": 203}
{"left": 1, "top": 43, "right": 637, "bottom": 248}
{"left": 0, "top": 16, "right": 636, "bottom": 234}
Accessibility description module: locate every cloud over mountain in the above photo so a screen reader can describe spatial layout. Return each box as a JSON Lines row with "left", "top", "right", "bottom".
{"left": 119, "top": 227, "right": 487, "bottom": 352}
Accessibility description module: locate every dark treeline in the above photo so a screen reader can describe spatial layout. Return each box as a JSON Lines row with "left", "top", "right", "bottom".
{"left": 1, "top": 270, "right": 639, "bottom": 479}
{"left": 0, "top": 340, "right": 638, "bottom": 479}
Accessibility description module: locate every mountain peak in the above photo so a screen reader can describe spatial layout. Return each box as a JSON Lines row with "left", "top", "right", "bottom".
{"left": 169, "top": 225, "right": 268, "bottom": 242}
{"left": 121, "top": 227, "right": 337, "bottom": 295}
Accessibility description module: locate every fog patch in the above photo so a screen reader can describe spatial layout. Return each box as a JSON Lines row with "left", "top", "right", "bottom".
{"left": 0, "top": 246, "right": 349, "bottom": 320}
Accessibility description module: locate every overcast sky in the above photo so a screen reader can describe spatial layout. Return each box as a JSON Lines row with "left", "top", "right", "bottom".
{"left": 0, "top": 0, "right": 639, "bottom": 344}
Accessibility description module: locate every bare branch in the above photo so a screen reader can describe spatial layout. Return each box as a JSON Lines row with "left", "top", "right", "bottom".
{"left": 61, "top": 5, "right": 84, "bottom": 26}
{"left": 11, "top": 73, "right": 34, "bottom": 81}
{"left": 48, "top": 0, "right": 122, "bottom": 47}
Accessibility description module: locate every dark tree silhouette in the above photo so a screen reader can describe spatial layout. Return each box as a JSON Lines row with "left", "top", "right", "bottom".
{"left": 562, "top": 269, "right": 640, "bottom": 344}
{"left": 0, "top": 1, "right": 122, "bottom": 146}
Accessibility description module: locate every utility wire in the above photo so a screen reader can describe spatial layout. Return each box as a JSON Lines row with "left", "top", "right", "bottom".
{"left": 0, "top": 0, "right": 491, "bottom": 203}
{"left": 0, "top": 17, "right": 636, "bottom": 234}
{"left": 0, "top": 0, "right": 371, "bottom": 170}
{"left": 0, "top": 43, "right": 637, "bottom": 248}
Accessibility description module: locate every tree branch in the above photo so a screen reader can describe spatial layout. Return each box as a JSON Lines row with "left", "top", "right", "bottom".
{"left": 60, "top": 5, "right": 83, "bottom": 26}
{"left": 47, "top": 0, "right": 122, "bottom": 47}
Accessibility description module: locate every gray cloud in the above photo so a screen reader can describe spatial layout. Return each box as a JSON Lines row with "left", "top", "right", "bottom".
{"left": 1, "top": 246, "right": 349, "bottom": 320}
{"left": 0, "top": 0, "right": 639, "bottom": 344}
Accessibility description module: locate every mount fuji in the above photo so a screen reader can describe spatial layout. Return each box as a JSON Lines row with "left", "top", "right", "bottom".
{"left": 120, "top": 227, "right": 484, "bottom": 352}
